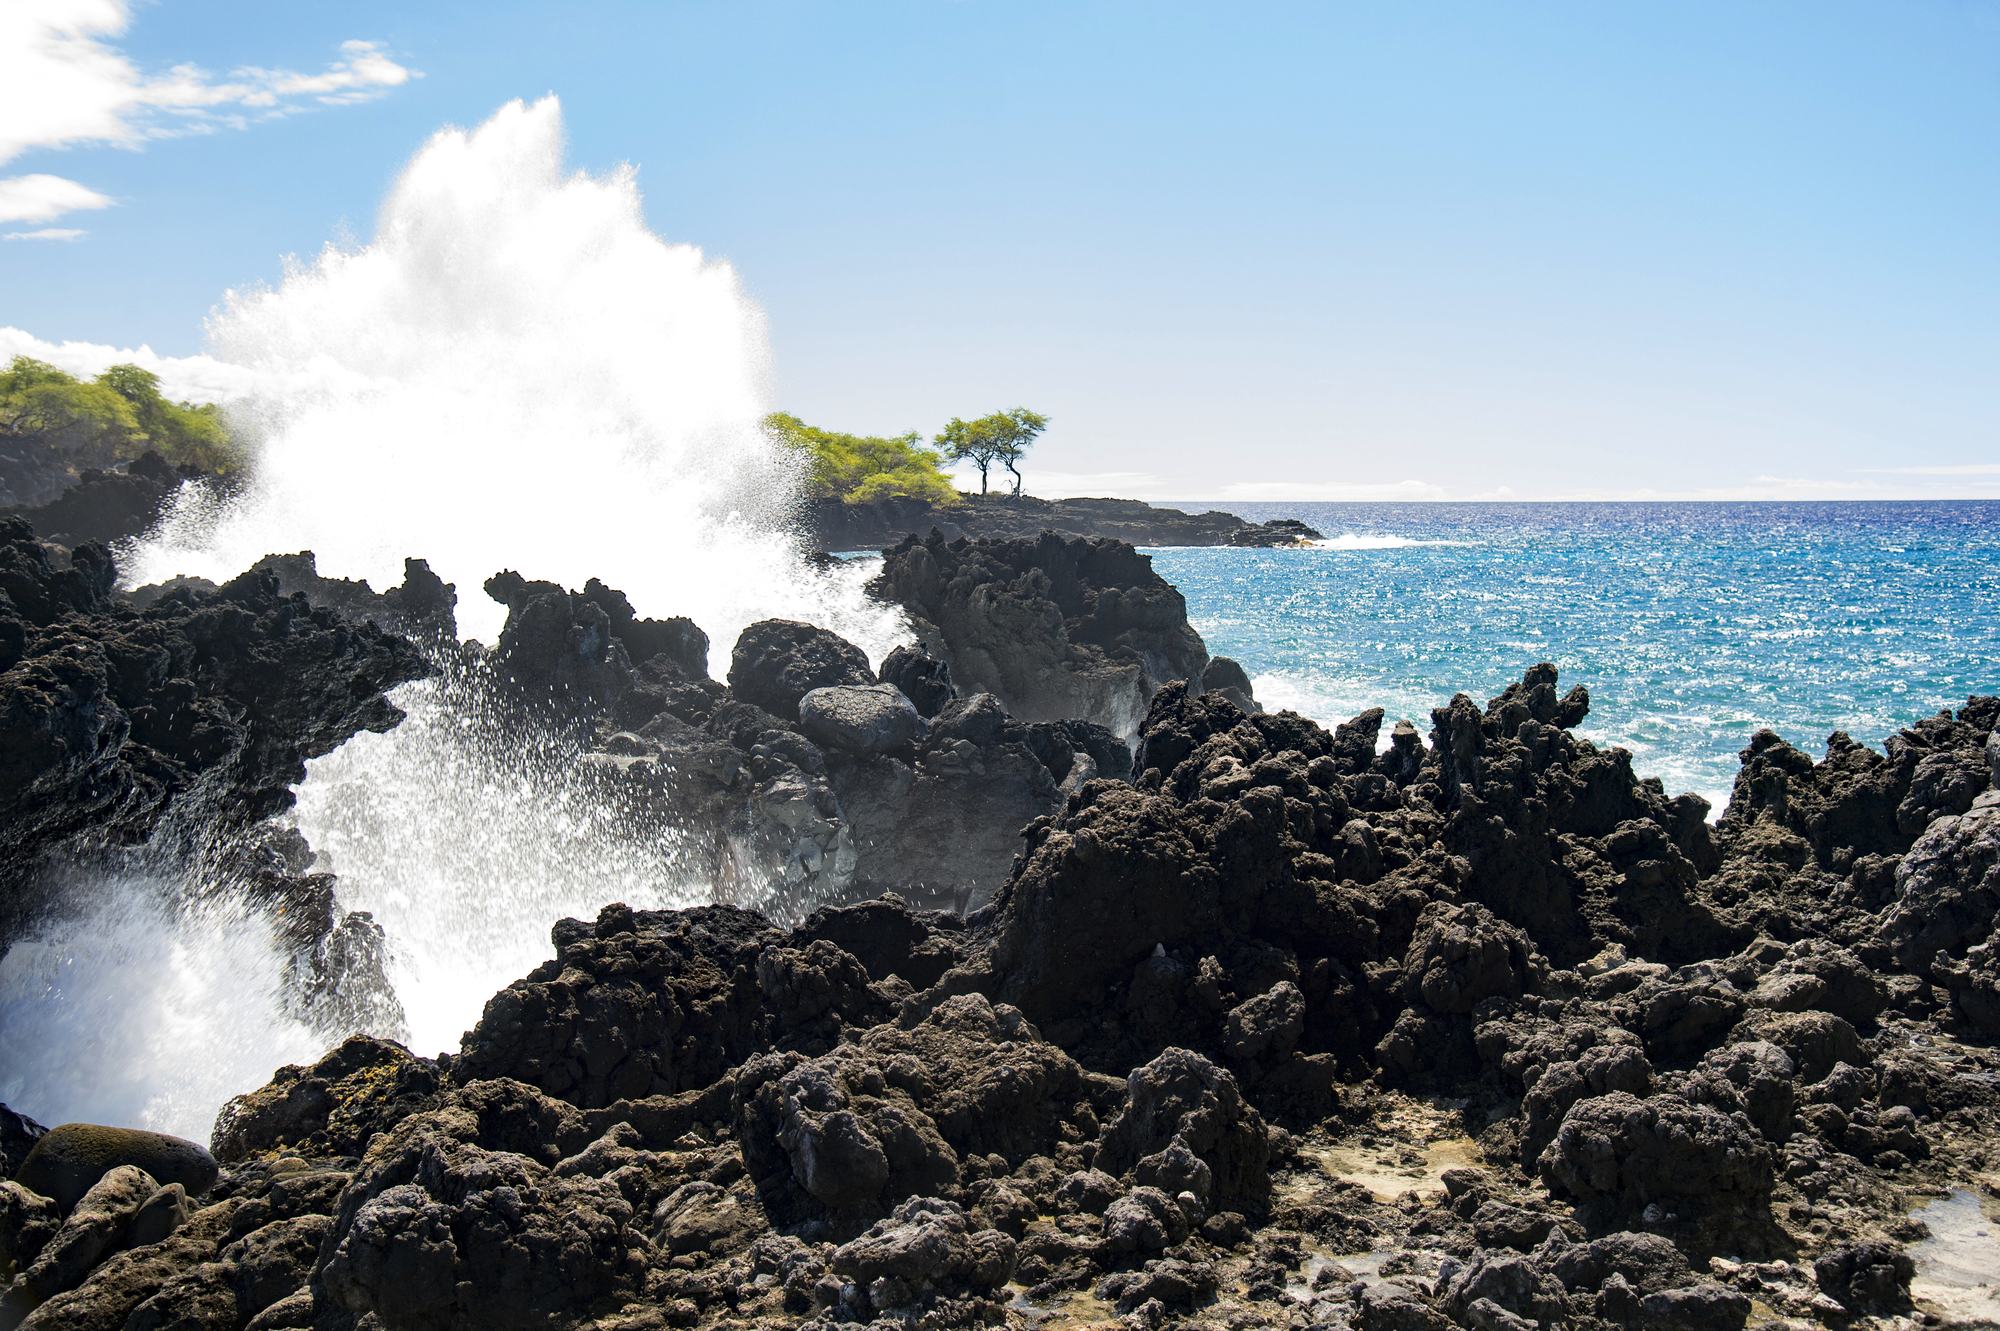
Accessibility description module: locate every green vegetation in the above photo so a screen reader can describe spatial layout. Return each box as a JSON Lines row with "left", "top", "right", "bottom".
{"left": 763, "top": 411, "right": 962, "bottom": 505}
{"left": 935, "top": 407, "right": 1048, "bottom": 496}
{"left": 0, "top": 356, "right": 240, "bottom": 473}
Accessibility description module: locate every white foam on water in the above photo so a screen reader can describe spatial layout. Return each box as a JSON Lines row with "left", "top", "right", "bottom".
{"left": 1310, "top": 535, "right": 1479, "bottom": 550}
{"left": 123, "top": 93, "right": 902, "bottom": 658}
{"left": 0, "top": 881, "right": 321, "bottom": 1141}
{"left": 4, "top": 95, "right": 911, "bottom": 1137}
{"left": 288, "top": 674, "right": 715, "bottom": 1059}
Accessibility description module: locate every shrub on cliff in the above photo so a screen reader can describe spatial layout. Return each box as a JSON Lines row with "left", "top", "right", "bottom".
{"left": 764, "top": 411, "right": 961, "bottom": 505}
{"left": 0, "top": 356, "right": 240, "bottom": 473}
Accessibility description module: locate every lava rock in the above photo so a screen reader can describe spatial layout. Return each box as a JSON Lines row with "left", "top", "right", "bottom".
{"left": 1537, "top": 1092, "right": 1776, "bottom": 1215}
{"left": 14, "top": 1125, "right": 217, "bottom": 1216}
{"left": 728, "top": 619, "right": 875, "bottom": 722}
{"left": 798, "top": 682, "right": 925, "bottom": 757}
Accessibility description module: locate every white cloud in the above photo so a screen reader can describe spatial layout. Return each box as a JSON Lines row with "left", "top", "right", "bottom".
{"left": 1208, "top": 478, "right": 1452, "bottom": 502}
{"left": 0, "top": 1, "right": 418, "bottom": 226}
{"left": 0, "top": 172, "right": 114, "bottom": 223}
{"left": 3, "top": 228, "right": 87, "bottom": 242}
{"left": 1855, "top": 463, "right": 2000, "bottom": 475}
{"left": 0, "top": 325, "right": 255, "bottom": 403}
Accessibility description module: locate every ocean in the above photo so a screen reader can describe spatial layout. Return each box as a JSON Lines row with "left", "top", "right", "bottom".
{"left": 1150, "top": 501, "right": 2000, "bottom": 814}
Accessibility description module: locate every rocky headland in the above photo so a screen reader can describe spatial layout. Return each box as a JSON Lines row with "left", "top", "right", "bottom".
{"left": 0, "top": 505, "right": 1997, "bottom": 1331}
{"left": 807, "top": 495, "right": 1322, "bottom": 552}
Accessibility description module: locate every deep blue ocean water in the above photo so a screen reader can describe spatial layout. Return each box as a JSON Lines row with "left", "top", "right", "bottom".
{"left": 1148, "top": 502, "right": 2000, "bottom": 814}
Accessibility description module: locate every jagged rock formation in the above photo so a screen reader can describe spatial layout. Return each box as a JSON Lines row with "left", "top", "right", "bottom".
{"left": 6, "top": 527, "right": 2000, "bottom": 1329}
{"left": 807, "top": 493, "right": 1321, "bottom": 553}
{"left": 0, "top": 452, "right": 216, "bottom": 550}
{"left": 0, "top": 517, "right": 432, "bottom": 957}
{"left": 473, "top": 570, "right": 1133, "bottom": 914}
{"left": 869, "top": 530, "right": 1218, "bottom": 739}
{"left": 10, "top": 662, "right": 1995, "bottom": 1329}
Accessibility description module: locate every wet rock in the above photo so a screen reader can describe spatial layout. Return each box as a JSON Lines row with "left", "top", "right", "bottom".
{"left": 14, "top": 1126, "right": 216, "bottom": 1216}
{"left": 1201, "top": 656, "right": 1259, "bottom": 714}
{"left": 2, "top": 1164, "right": 157, "bottom": 1314}
{"left": 10, "top": 1232, "right": 217, "bottom": 1331}
{"left": 728, "top": 619, "right": 875, "bottom": 722}
{"left": 0, "top": 1105, "right": 47, "bottom": 1184}
{"left": 0, "top": 1183, "right": 61, "bottom": 1273}
{"left": 877, "top": 644, "right": 955, "bottom": 718}
{"left": 246, "top": 550, "right": 459, "bottom": 642}
{"left": 0, "top": 520, "right": 430, "bottom": 943}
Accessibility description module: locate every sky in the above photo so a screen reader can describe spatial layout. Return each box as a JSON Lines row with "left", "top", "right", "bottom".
{"left": 2, "top": 0, "right": 1997, "bottom": 503}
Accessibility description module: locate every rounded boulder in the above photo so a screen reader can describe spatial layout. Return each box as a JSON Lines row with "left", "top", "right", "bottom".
{"left": 13, "top": 1123, "right": 218, "bottom": 1214}
{"left": 798, "top": 683, "right": 925, "bottom": 756}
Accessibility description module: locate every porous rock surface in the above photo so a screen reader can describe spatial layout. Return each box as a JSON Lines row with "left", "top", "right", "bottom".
{"left": 868, "top": 530, "right": 1214, "bottom": 740}
{"left": 0, "top": 516, "right": 432, "bottom": 954}
{"left": 7, "top": 528, "right": 2000, "bottom": 1331}
{"left": 483, "top": 574, "right": 1129, "bottom": 913}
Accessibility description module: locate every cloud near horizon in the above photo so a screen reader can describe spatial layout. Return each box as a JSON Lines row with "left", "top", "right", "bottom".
{"left": 0, "top": 1, "right": 418, "bottom": 225}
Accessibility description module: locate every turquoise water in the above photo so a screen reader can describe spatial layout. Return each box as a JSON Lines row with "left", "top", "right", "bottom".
{"left": 1150, "top": 502, "right": 2000, "bottom": 813}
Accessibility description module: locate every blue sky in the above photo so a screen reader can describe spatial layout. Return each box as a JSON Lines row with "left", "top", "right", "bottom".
{"left": 3, "top": 0, "right": 1997, "bottom": 502}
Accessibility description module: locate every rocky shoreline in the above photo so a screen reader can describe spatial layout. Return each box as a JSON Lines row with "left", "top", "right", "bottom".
{"left": 0, "top": 498, "right": 1997, "bottom": 1330}
{"left": 806, "top": 495, "right": 1322, "bottom": 552}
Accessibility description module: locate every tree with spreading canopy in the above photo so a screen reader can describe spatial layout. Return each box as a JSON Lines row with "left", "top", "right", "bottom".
{"left": 934, "top": 407, "right": 1048, "bottom": 496}
{"left": 0, "top": 356, "right": 240, "bottom": 472}
{"left": 762, "top": 411, "right": 961, "bottom": 505}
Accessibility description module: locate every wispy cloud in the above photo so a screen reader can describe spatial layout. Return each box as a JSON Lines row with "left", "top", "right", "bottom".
{"left": 0, "top": 173, "right": 114, "bottom": 224}
{"left": 1854, "top": 463, "right": 2000, "bottom": 475}
{"left": 3, "top": 228, "right": 87, "bottom": 242}
{"left": 0, "top": 2, "right": 419, "bottom": 229}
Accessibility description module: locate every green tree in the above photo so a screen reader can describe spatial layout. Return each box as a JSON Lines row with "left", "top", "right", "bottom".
{"left": 762, "top": 412, "right": 961, "bottom": 505}
{"left": 934, "top": 407, "right": 1048, "bottom": 496}
{"left": 0, "top": 356, "right": 242, "bottom": 473}
{"left": 95, "top": 363, "right": 240, "bottom": 472}
{"left": 0, "top": 356, "right": 140, "bottom": 467}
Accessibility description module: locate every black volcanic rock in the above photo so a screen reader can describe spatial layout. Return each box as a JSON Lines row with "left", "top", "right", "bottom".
{"left": 0, "top": 516, "right": 431, "bottom": 945}
{"left": 1225, "top": 517, "right": 1324, "bottom": 547}
{"left": 17, "top": 531, "right": 2000, "bottom": 1330}
{"left": 239, "top": 551, "right": 459, "bottom": 643}
{"left": 878, "top": 643, "right": 955, "bottom": 718}
{"left": 727, "top": 618, "right": 875, "bottom": 722}
{"left": 869, "top": 529, "right": 1210, "bottom": 739}
{"left": 2, "top": 451, "right": 205, "bottom": 549}
{"left": 808, "top": 493, "right": 1264, "bottom": 551}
